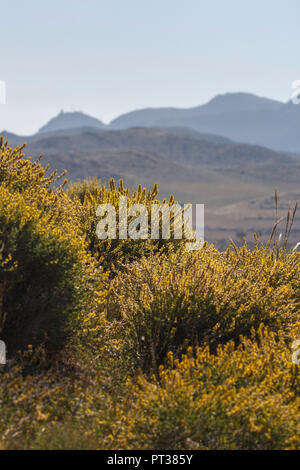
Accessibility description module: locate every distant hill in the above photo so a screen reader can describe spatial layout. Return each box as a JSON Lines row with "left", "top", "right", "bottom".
{"left": 153, "top": 126, "right": 233, "bottom": 144}
{"left": 109, "top": 93, "right": 282, "bottom": 129}
{"left": 3, "top": 125, "right": 300, "bottom": 189}
{"left": 38, "top": 110, "right": 106, "bottom": 133}
{"left": 109, "top": 93, "right": 300, "bottom": 152}
{"left": 2, "top": 92, "right": 300, "bottom": 152}
{"left": 192, "top": 92, "right": 282, "bottom": 114}
{"left": 5, "top": 92, "right": 299, "bottom": 152}
{"left": 0, "top": 131, "right": 26, "bottom": 146}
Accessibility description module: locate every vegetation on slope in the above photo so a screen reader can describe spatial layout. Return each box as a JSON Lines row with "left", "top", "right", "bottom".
{"left": 0, "top": 139, "right": 299, "bottom": 450}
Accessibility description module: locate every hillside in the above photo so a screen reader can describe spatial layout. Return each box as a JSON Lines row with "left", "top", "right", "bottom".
{"left": 4, "top": 126, "right": 300, "bottom": 186}
{"left": 1, "top": 141, "right": 299, "bottom": 450}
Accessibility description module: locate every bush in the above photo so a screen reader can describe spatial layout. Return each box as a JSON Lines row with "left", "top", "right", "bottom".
{"left": 107, "top": 244, "right": 300, "bottom": 373}
{"left": 0, "top": 346, "right": 118, "bottom": 450}
{"left": 1, "top": 327, "right": 299, "bottom": 450}
{"left": 110, "top": 326, "right": 300, "bottom": 450}
{"left": 0, "top": 140, "right": 104, "bottom": 354}
{"left": 67, "top": 177, "right": 186, "bottom": 270}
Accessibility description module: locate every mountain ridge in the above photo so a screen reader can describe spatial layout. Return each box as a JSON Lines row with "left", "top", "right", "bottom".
{"left": 2, "top": 92, "right": 300, "bottom": 153}
{"left": 38, "top": 110, "right": 106, "bottom": 134}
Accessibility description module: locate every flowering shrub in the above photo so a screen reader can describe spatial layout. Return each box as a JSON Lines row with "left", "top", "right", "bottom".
{"left": 0, "top": 139, "right": 104, "bottom": 354}
{"left": 0, "top": 347, "right": 114, "bottom": 449}
{"left": 1, "top": 327, "right": 298, "bottom": 450}
{"left": 67, "top": 177, "right": 186, "bottom": 270}
{"left": 107, "top": 244, "right": 300, "bottom": 372}
{"left": 0, "top": 138, "right": 299, "bottom": 450}
{"left": 110, "top": 326, "right": 300, "bottom": 450}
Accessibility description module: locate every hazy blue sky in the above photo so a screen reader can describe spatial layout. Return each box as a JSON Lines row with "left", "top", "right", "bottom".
{"left": 0, "top": 0, "right": 299, "bottom": 134}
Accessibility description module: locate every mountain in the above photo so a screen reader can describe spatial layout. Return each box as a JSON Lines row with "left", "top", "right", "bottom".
{"left": 109, "top": 93, "right": 300, "bottom": 152}
{"left": 3, "top": 92, "right": 300, "bottom": 152}
{"left": 109, "top": 93, "right": 282, "bottom": 129}
{"left": 38, "top": 110, "right": 106, "bottom": 134}
{"left": 0, "top": 131, "right": 26, "bottom": 146}
{"left": 12, "top": 92, "right": 300, "bottom": 152}
{"left": 153, "top": 126, "right": 233, "bottom": 144}
{"left": 191, "top": 92, "right": 282, "bottom": 114}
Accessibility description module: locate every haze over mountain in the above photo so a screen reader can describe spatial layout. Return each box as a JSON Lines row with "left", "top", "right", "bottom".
{"left": 110, "top": 93, "right": 282, "bottom": 128}
{"left": 38, "top": 110, "right": 106, "bottom": 134}
{"left": 26, "top": 92, "right": 300, "bottom": 153}
{"left": 109, "top": 92, "right": 300, "bottom": 153}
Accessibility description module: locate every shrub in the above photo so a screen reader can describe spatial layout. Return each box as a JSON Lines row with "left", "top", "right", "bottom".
{"left": 110, "top": 326, "right": 300, "bottom": 450}
{"left": 67, "top": 177, "right": 187, "bottom": 270}
{"left": 107, "top": 244, "right": 300, "bottom": 373}
{"left": 0, "top": 140, "right": 104, "bottom": 354}
{"left": 0, "top": 346, "right": 118, "bottom": 450}
{"left": 1, "top": 327, "right": 299, "bottom": 450}
{"left": 0, "top": 138, "right": 61, "bottom": 192}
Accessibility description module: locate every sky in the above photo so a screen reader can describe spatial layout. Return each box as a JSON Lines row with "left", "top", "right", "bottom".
{"left": 0, "top": 0, "right": 299, "bottom": 135}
